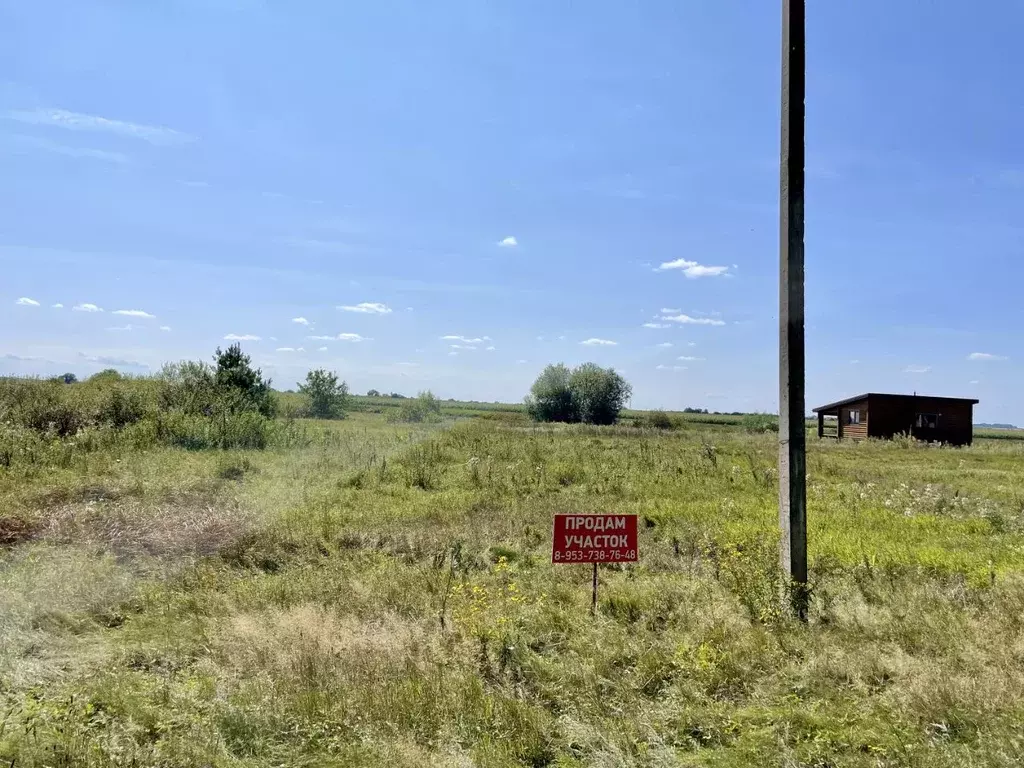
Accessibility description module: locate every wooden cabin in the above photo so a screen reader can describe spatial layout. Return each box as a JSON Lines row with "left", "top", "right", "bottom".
{"left": 812, "top": 393, "right": 978, "bottom": 446}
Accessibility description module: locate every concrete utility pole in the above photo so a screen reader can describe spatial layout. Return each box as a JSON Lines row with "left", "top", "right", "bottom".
{"left": 779, "top": 0, "right": 808, "bottom": 619}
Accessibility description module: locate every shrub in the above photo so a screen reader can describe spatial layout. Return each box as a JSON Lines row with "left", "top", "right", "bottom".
{"left": 298, "top": 369, "right": 349, "bottom": 419}
{"left": 526, "top": 363, "right": 632, "bottom": 426}
{"left": 99, "top": 387, "right": 148, "bottom": 429}
{"left": 526, "top": 364, "right": 577, "bottom": 423}
{"left": 742, "top": 413, "right": 779, "bottom": 434}
{"left": 638, "top": 410, "right": 675, "bottom": 430}
{"left": 389, "top": 391, "right": 443, "bottom": 423}
{"left": 213, "top": 343, "right": 276, "bottom": 418}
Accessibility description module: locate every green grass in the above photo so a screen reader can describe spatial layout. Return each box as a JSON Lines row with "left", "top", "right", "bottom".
{"left": 4, "top": 396, "right": 1024, "bottom": 765}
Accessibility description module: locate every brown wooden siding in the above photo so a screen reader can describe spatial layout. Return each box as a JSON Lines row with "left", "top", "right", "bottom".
{"left": 867, "top": 396, "right": 974, "bottom": 445}
{"left": 839, "top": 401, "right": 868, "bottom": 441}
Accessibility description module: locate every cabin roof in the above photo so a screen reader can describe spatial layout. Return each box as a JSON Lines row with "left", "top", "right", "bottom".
{"left": 812, "top": 392, "right": 979, "bottom": 413}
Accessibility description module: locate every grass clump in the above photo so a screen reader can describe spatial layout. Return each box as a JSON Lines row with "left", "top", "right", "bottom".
{"left": 388, "top": 391, "right": 444, "bottom": 423}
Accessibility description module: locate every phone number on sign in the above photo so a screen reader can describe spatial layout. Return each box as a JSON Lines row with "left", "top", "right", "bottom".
{"left": 552, "top": 549, "right": 636, "bottom": 562}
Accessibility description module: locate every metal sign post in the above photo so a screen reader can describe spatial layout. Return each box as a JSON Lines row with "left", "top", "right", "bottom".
{"left": 779, "top": 0, "right": 808, "bottom": 620}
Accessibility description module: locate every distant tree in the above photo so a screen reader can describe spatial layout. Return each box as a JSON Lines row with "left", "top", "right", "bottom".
{"left": 388, "top": 390, "right": 443, "bottom": 423}
{"left": 367, "top": 389, "right": 381, "bottom": 397}
{"left": 88, "top": 369, "right": 122, "bottom": 383}
{"left": 389, "top": 392, "right": 407, "bottom": 399}
{"left": 526, "top": 363, "right": 631, "bottom": 425}
{"left": 569, "top": 363, "right": 631, "bottom": 425}
{"left": 213, "top": 343, "right": 276, "bottom": 417}
{"left": 299, "top": 368, "right": 349, "bottom": 419}
{"left": 55, "top": 372, "right": 78, "bottom": 384}
{"left": 526, "top": 364, "right": 578, "bottom": 423}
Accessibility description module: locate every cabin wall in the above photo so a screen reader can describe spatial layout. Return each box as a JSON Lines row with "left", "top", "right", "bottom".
{"left": 868, "top": 396, "right": 974, "bottom": 445}
{"left": 838, "top": 399, "right": 868, "bottom": 441}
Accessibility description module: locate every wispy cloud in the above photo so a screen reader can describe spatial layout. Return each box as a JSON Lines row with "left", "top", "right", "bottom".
{"left": 516, "top": 359, "right": 527, "bottom": 364}
{"left": 656, "top": 364, "right": 688, "bottom": 371}
{"left": 485, "top": 346, "right": 496, "bottom": 351}
{"left": 8, "top": 108, "right": 195, "bottom": 146}
{"left": 106, "top": 325, "right": 134, "bottom": 332}
{"left": 159, "top": 326, "right": 171, "bottom": 332}
{"left": 307, "top": 335, "right": 335, "bottom": 341}
{"left": 581, "top": 338, "right": 617, "bottom": 346}
{"left": 5, "top": 134, "right": 129, "bottom": 163}
{"left": 73, "top": 303, "right": 103, "bottom": 312}
{"left": 656, "top": 259, "right": 731, "bottom": 278}
{"left": 52, "top": 303, "right": 63, "bottom": 309}
{"left": 450, "top": 344, "right": 480, "bottom": 351}
{"left": 292, "top": 317, "right": 310, "bottom": 326}
{"left": 224, "top": 333, "right": 260, "bottom": 341}
{"left": 2, "top": 353, "right": 42, "bottom": 362}
{"left": 317, "top": 346, "right": 328, "bottom": 352}
{"left": 967, "top": 352, "right": 1008, "bottom": 361}
{"left": 15, "top": 297, "right": 39, "bottom": 306}
{"left": 78, "top": 353, "right": 148, "bottom": 370}
{"left": 276, "top": 347, "right": 305, "bottom": 352}
{"left": 112, "top": 309, "right": 155, "bottom": 319}
{"left": 969, "top": 379, "right": 980, "bottom": 385}
{"left": 661, "top": 313, "right": 726, "bottom": 326}
{"left": 441, "top": 335, "right": 490, "bottom": 344}
{"left": 396, "top": 362, "right": 419, "bottom": 367}
{"left": 337, "top": 333, "right": 368, "bottom": 342}
{"left": 656, "top": 342, "right": 673, "bottom": 348}
{"left": 498, "top": 236, "right": 518, "bottom": 247}
{"left": 642, "top": 322, "right": 670, "bottom": 329}
{"left": 338, "top": 302, "right": 392, "bottom": 314}
{"left": 903, "top": 364, "right": 931, "bottom": 374}
{"left": 677, "top": 356, "right": 704, "bottom": 361}
{"left": 660, "top": 307, "right": 681, "bottom": 314}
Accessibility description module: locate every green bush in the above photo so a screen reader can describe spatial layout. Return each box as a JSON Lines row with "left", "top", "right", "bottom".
{"left": 526, "top": 363, "right": 632, "bottom": 425}
{"left": 99, "top": 387, "right": 148, "bottom": 429}
{"left": 389, "top": 391, "right": 443, "bottom": 423}
{"left": 298, "top": 369, "right": 349, "bottom": 419}
{"left": 637, "top": 410, "right": 675, "bottom": 429}
{"left": 742, "top": 413, "right": 779, "bottom": 434}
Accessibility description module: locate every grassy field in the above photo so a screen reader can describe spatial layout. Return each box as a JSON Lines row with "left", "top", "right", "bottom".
{"left": 3, "top": 389, "right": 1024, "bottom": 766}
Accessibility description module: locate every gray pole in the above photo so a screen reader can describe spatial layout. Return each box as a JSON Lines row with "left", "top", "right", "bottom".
{"left": 779, "top": 0, "right": 808, "bottom": 619}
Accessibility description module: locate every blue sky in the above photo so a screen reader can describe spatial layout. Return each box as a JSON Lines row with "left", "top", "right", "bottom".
{"left": 2, "top": 1, "right": 1021, "bottom": 422}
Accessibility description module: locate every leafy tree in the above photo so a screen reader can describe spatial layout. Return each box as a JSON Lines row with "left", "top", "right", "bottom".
{"left": 299, "top": 368, "right": 349, "bottom": 419}
{"left": 367, "top": 389, "right": 381, "bottom": 397}
{"left": 389, "top": 390, "right": 443, "bottom": 423}
{"left": 58, "top": 372, "right": 78, "bottom": 384}
{"left": 569, "top": 363, "right": 631, "bottom": 425}
{"left": 213, "top": 343, "right": 275, "bottom": 417}
{"left": 526, "top": 363, "right": 631, "bottom": 425}
{"left": 526, "top": 364, "right": 578, "bottom": 423}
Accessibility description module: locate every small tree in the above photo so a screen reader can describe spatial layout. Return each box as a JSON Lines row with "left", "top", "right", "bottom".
{"left": 213, "top": 343, "right": 276, "bottom": 417}
{"left": 526, "top": 362, "right": 631, "bottom": 425}
{"left": 299, "top": 368, "right": 349, "bottom": 419}
{"left": 367, "top": 389, "right": 381, "bottom": 397}
{"left": 526, "top": 364, "right": 577, "bottom": 422}
{"left": 58, "top": 372, "right": 78, "bottom": 384}
{"left": 569, "top": 363, "right": 631, "bottom": 425}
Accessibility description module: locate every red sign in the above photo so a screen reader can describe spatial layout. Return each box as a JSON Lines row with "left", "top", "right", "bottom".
{"left": 552, "top": 514, "right": 638, "bottom": 563}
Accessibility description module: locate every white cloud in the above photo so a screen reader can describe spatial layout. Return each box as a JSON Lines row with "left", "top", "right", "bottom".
{"left": 269, "top": 337, "right": 278, "bottom": 342}
{"left": 660, "top": 307, "right": 681, "bottom": 314}
{"left": 318, "top": 346, "right": 328, "bottom": 352}
{"left": 77, "top": 353, "right": 148, "bottom": 370}
{"left": 15, "top": 297, "right": 39, "bottom": 306}
{"left": 106, "top": 325, "right": 134, "bottom": 332}
{"left": 498, "top": 236, "right": 518, "bottom": 247}
{"left": 849, "top": 359, "right": 860, "bottom": 365}
{"left": 516, "top": 359, "right": 527, "bottom": 364}
{"left": 275, "top": 347, "right": 297, "bottom": 352}
{"left": 448, "top": 351, "right": 458, "bottom": 356}
{"left": 581, "top": 338, "right": 617, "bottom": 346}
{"left": 8, "top": 108, "right": 195, "bottom": 145}
{"left": 73, "top": 303, "right": 103, "bottom": 312}
{"left": 307, "top": 335, "right": 335, "bottom": 341}
{"left": 338, "top": 302, "right": 391, "bottom": 314}
{"left": 656, "top": 259, "right": 731, "bottom": 278}
{"left": 337, "top": 333, "right": 368, "bottom": 342}
{"left": 677, "top": 355, "right": 704, "bottom": 361}
{"left": 450, "top": 344, "right": 480, "bottom": 351}
{"left": 903, "top": 364, "right": 931, "bottom": 374}
{"left": 656, "top": 364, "right": 688, "bottom": 371}
{"left": 656, "top": 342, "right": 673, "bottom": 348}
{"left": 441, "top": 335, "right": 486, "bottom": 344}
{"left": 8, "top": 134, "right": 130, "bottom": 164}
{"left": 969, "top": 380, "right": 980, "bottom": 385}
{"left": 642, "top": 322, "right": 670, "bottom": 329}
{"left": 396, "top": 362, "right": 419, "bottom": 367}
{"left": 485, "top": 346, "right": 496, "bottom": 351}
{"left": 224, "top": 333, "right": 260, "bottom": 341}
{"left": 159, "top": 326, "right": 171, "bottom": 332}
{"left": 967, "top": 352, "right": 1008, "bottom": 361}
{"left": 291, "top": 317, "right": 310, "bottom": 326}
{"left": 661, "top": 313, "right": 726, "bottom": 326}
{"left": 112, "top": 309, "right": 155, "bottom": 318}
{"left": 52, "top": 303, "right": 63, "bottom": 309}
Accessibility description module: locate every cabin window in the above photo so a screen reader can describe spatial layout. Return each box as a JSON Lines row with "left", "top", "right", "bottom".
{"left": 846, "top": 409, "right": 861, "bottom": 425}
{"left": 915, "top": 413, "right": 939, "bottom": 429}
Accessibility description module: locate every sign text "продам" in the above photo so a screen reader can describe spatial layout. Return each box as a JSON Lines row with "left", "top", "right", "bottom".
{"left": 552, "top": 514, "right": 638, "bottom": 563}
